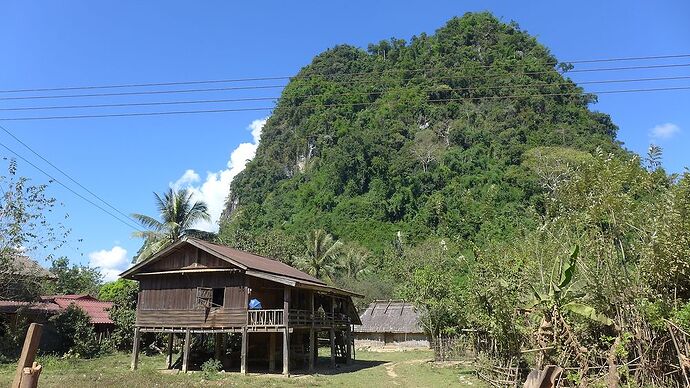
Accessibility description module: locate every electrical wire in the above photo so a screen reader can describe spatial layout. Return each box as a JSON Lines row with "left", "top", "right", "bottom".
{"left": 0, "top": 139, "right": 143, "bottom": 231}
{"left": 0, "top": 123, "right": 144, "bottom": 228}
{"left": 1, "top": 53, "right": 689, "bottom": 94}
{"left": 1, "top": 85, "right": 688, "bottom": 121}
{"left": 1, "top": 74, "right": 689, "bottom": 112}
{"left": 2, "top": 62, "right": 690, "bottom": 102}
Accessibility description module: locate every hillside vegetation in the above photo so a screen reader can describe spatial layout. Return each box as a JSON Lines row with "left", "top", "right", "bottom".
{"left": 218, "top": 13, "right": 690, "bottom": 385}
{"left": 222, "top": 13, "right": 620, "bottom": 254}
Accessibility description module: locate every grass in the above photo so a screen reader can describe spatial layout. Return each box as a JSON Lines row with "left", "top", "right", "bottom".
{"left": 0, "top": 349, "right": 485, "bottom": 387}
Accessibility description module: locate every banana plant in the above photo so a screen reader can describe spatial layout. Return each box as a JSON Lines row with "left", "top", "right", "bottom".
{"left": 528, "top": 245, "right": 613, "bottom": 326}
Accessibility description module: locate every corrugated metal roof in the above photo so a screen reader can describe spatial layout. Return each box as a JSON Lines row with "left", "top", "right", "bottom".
{"left": 354, "top": 300, "right": 425, "bottom": 334}
{"left": 0, "top": 300, "right": 62, "bottom": 314}
{"left": 192, "top": 239, "right": 326, "bottom": 285}
{"left": 0, "top": 295, "right": 113, "bottom": 324}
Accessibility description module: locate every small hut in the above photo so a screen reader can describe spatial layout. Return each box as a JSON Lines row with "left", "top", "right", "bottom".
{"left": 353, "top": 300, "right": 429, "bottom": 349}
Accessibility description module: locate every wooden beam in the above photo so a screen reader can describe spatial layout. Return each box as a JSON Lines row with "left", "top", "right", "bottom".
{"left": 12, "top": 323, "right": 43, "bottom": 388}
{"left": 282, "top": 328, "right": 290, "bottom": 376}
{"left": 330, "top": 328, "right": 336, "bottom": 368}
{"left": 269, "top": 332, "right": 276, "bottom": 373}
{"left": 309, "top": 328, "right": 315, "bottom": 372}
{"left": 166, "top": 333, "right": 174, "bottom": 369}
{"left": 214, "top": 333, "right": 223, "bottom": 361}
{"left": 182, "top": 329, "right": 191, "bottom": 373}
{"left": 346, "top": 326, "right": 352, "bottom": 365}
{"left": 310, "top": 291, "right": 316, "bottom": 370}
{"left": 130, "top": 326, "right": 140, "bottom": 371}
{"left": 240, "top": 328, "right": 248, "bottom": 374}
{"left": 283, "top": 286, "right": 290, "bottom": 376}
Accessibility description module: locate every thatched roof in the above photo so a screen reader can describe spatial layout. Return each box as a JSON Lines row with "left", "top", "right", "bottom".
{"left": 9, "top": 255, "right": 55, "bottom": 279}
{"left": 354, "top": 300, "right": 424, "bottom": 334}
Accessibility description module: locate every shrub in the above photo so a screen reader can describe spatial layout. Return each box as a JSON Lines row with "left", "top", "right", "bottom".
{"left": 50, "top": 304, "right": 99, "bottom": 358}
{"left": 101, "top": 279, "right": 138, "bottom": 351}
{"left": 201, "top": 358, "right": 223, "bottom": 379}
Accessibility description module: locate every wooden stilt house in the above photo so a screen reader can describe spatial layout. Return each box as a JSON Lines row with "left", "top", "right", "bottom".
{"left": 120, "top": 237, "right": 362, "bottom": 375}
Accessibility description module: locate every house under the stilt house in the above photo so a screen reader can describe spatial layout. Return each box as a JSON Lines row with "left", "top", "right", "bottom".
{"left": 119, "top": 237, "right": 362, "bottom": 375}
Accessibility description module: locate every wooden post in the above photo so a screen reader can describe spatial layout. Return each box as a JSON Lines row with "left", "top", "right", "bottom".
{"left": 240, "top": 328, "right": 248, "bottom": 374}
{"left": 346, "top": 326, "right": 352, "bottom": 365}
{"left": 220, "top": 333, "right": 227, "bottom": 365}
{"left": 130, "top": 327, "right": 140, "bottom": 371}
{"left": 330, "top": 328, "right": 336, "bottom": 368}
{"left": 18, "top": 362, "right": 42, "bottom": 388}
{"left": 309, "top": 328, "right": 315, "bottom": 372}
{"left": 12, "top": 323, "right": 43, "bottom": 388}
{"left": 166, "top": 333, "right": 174, "bottom": 369}
{"left": 282, "top": 328, "right": 290, "bottom": 376}
{"left": 309, "top": 290, "right": 315, "bottom": 372}
{"left": 214, "top": 333, "right": 223, "bottom": 361}
{"left": 182, "top": 329, "right": 191, "bottom": 373}
{"left": 269, "top": 332, "right": 276, "bottom": 372}
{"left": 283, "top": 286, "right": 290, "bottom": 376}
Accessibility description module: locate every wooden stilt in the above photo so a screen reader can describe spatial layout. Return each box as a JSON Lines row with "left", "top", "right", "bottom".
{"left": 283, "top": 286, "right": 290, "bottom": 376}
{"left": 131, "top": 327, "right": 141, "bottom": 371}
{"left": 240, "top": 328, "right": 248, "bottom": 374}
{"left": 166, "top": 333, "right": 174, "bottom": 369}
{"left": 308, "top": 290, "right": 315, "bottom": 372}
{"left": 214, "top": 333, "right": 223, "bottom": 361}
{"left": 308, "top": 328, "right": 315, "bottom": 372}
{"left": 330, "top": 328, "right": 336, "bottom": 368}
{"left": 269, "top": 332, "right": 276, "bottom": 372}
{"left": 182, "top": 329, "right": 191, "bottom": 373}
{"left": 220, "top": 333, "right": 227, "bottom": 367}
{"left": 346, "top": 326, "right": 352, "bottom": 365}
{"left": 282, "top": 328, "right": 290, "bottom": 376}
{"left": 314, "top": 330, "right": 319, "bottom": 364}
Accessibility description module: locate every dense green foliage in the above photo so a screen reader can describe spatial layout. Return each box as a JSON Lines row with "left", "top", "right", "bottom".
{"left": 44, "top": 257, "right": 102, "bottom": 296}
{"left": 217, "top": 13, "right": 689, "bottom": 384}
{"left": 49, "top": 304, "right": 100, "bottom": 358}
{"left": 221, "top": 13, "right": 621, "bottom": 256}
{"left": 100, "top": 279, "right": 139, "bottom": 351}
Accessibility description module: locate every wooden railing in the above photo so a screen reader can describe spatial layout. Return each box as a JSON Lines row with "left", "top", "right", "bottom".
{"left": 288, "top": 309, "right": 350, "bottom": 326}
{"left": 247, "top": 309, "right": 284, "bottom": 326}
{"left": 246, "top": 309, "right": 350, "bottom": 327}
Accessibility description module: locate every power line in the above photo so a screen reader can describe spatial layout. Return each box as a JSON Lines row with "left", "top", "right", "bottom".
{"left": 0, "top": 139, "right": 143, "bottom": 231}
{"left": 1, "top": 53, "right": 689, "bottom": 94}
{"left": 1, "top": 75, "right": 689, "bottom": 112}
{"left": 0, "top": 84, "right": 285, "bottom": 102}
{"left": 0, "top": 96, "right": 280, "bottom": 111}
{"left": 0, "top": 123, "right": 144, "bottom": 229}
{"left": 2, "top": 62, "right": 690, "bottom": 103}
{"left": 1, "top": 85, "right": 688, "bottom": 121}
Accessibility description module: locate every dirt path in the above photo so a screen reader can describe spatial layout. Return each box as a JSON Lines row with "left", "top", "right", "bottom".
{"left": 384, "top": 359, "right": 428, "bottom": 380}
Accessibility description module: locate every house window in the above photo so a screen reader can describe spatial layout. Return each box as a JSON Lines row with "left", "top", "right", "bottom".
{"left": 212, "top": 288, "right": 225, "bottom": 308}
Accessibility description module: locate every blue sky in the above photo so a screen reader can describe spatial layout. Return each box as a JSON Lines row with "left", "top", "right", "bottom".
{"left": 1, "top": 1, "right": 688, "bottom": 281}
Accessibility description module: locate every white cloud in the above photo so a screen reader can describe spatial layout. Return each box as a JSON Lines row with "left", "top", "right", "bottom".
{"left": 89, "top": 246, "right": 129, "bottom": 282}
{"left": 172, "top": 117, "right": 267, "bottom": 232}
{"left": 650, "top": 123, "right": 681, "bottom": 139}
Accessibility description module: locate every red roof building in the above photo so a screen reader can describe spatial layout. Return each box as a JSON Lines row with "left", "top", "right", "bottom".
{"left": 0, "top": 295, "right": 114, "bottom": 329}
{"left": 41, "top": 295, "right": 114, "bottom": 325}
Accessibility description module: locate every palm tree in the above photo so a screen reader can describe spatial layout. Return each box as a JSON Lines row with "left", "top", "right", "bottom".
{"left": 132, "top": 188, "right": 211, "bottom": 262}
{"left": 338, "top": 244, "right": 371, "bottom": 280}
{"left": 293, "top": 229, "right": 343, "bottom": 281}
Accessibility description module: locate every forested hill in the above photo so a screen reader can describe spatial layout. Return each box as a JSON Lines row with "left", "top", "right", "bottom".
{"left": 219, "top": 12, "right": 622, "bottom": 255}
